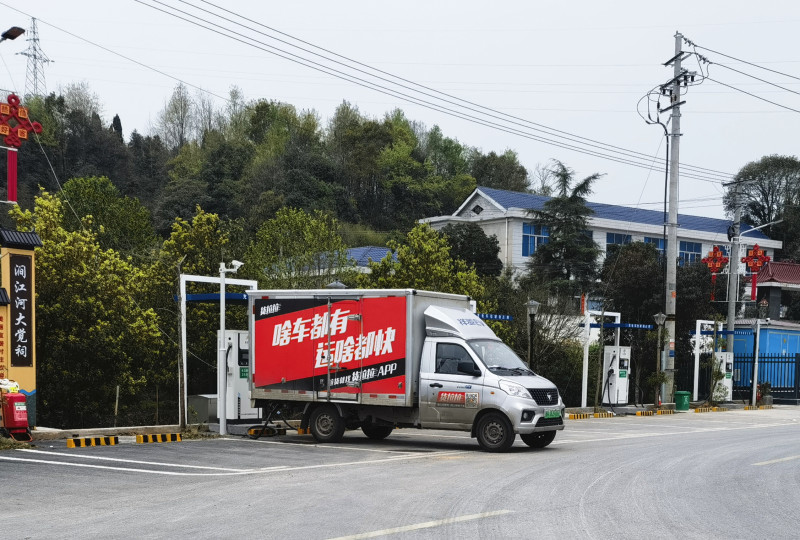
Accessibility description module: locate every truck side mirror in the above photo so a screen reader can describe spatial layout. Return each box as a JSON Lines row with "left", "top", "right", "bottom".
{"left": 457, "top": 360, "right": 481, "bottom": 377}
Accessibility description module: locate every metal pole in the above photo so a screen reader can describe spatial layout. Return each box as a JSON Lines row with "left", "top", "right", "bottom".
{"left": 663, "top": 32, "right": 683, "bottom": 404}
{"left": 582, "top": 311, "right": 590, "bottom": 408}
{"left": 727, "top": 182, "right": 741, "bottom": 334}
{"left": 751, "top": 319, "right": 761, "bottom": 406}
{"left": 218, "top": 263, "right": 227, "bottom": 435}
{"left": 180, "top": 275, "right": 188, "bottom": 427}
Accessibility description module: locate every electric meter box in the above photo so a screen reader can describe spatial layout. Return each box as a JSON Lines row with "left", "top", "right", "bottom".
{"left": 714, "top": 351, "right": 734, "bottom": 402}
{"left": 602, "top": 346, "right": 631, "bottom": 406}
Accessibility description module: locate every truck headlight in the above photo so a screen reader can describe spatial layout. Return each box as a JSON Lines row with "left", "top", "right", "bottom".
{"left": 499, "top": 380, "right": 532, "bottom": 399}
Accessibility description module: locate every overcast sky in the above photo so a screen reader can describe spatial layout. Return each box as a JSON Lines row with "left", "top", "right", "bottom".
{"left": 2, "top": 1, "right": 798, "bottom": 221}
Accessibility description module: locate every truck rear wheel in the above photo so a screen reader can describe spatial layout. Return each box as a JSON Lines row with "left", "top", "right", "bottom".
{"left": 476, "top": 412, "right": 515, "bottom": 452}
{"left": 521, "top": 430, "right": 556, "bottom": 449}
{"left": 361, "top": 424, "right": 393, "bottom": 440}
{"left": 309, "top": 405, "right": 345, "bottom": 443}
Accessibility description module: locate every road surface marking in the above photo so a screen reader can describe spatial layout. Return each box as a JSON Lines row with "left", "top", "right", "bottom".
{"left": 0, "top": 449, "right": 467, "bottom": 476}
{"left": 326, "top": 509, "right": 513, "bottom": 539}
{"left": 753, "top": 454, "right": 800, "bottom": 466}
{"left": 19, "top": 449, "right": 258, "bottom": 472}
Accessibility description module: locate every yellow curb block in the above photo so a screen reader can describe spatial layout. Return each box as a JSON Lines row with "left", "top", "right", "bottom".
{"left": 712, "top": 407, "right": 729, "bottom": 412}
{"left": 297, "top": 428, "right": 310, "bottom": 434}
{"left": 246, "top": 426, "right": 287, "bottom": 437}
{"left": 136, "top": 433, "right": 182, "bottom": 444}
{"left": 656, "top": 409, "right": 674, "bottom": 415}
{"left": 636, "top": 411, "right": 654, "bottom": 416}
{"left": 567, "top": 413, "right": 591, "bottom": 420}
{"left": 744, "top": 406, "right": 759, "bottom": 410}
{"left": 593, "top": 412, "right": 613, "bottom": 418}
{"left": 694, "top": 407, "right": 713, "bottom": 413}
{"left": 759, "top": 404, "right": 773, "bottom": 410}
{"left": 67, "top": 436, "right": 118, "bottom": 448}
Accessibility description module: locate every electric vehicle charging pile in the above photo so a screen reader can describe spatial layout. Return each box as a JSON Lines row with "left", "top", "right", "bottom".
{"left": 602, "top": 346, "right": 632, "bottom": 406}
{"left": 714, "top": 351, "right": 734, "bottom": 401}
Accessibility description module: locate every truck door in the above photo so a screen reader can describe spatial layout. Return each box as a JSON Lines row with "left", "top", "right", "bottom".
{"left": 419, "top": 340, "right": 484, "bottom": 429}
{"left": 315, "top": 299, "right": 362, "bottom": 402}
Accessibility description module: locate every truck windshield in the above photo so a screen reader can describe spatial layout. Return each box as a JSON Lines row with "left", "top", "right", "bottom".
{"left": 468, "top": 339, "right": 535, "bottom": 376}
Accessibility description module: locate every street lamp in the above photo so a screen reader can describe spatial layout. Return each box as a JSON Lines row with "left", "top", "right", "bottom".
{"left": 218, "top": 259, "right": 243, "bottom": 435}
{"left": 653, "top": 312, "right": 667, "bottom": 406}
{"left": 527, "top": 300, "right": 540, "bottom": 368}
{"left": 751, "top": 318, "right": 761, "bottom": 406}
{"left": 0, "top": 26, "right": 24, "bottom": 42}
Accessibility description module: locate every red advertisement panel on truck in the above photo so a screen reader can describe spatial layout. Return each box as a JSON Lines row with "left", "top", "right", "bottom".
{"left": 252, "top": 295, "right": 407, "bottom": 395}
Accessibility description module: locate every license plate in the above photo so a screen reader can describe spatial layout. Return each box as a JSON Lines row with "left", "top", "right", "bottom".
{"left": 544, "top": 409, "right": 561, "bottom": 419}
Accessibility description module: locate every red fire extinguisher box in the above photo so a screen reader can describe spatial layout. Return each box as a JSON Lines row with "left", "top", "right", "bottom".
{"left": 0, "top": 392, "right": 31, "bottom": 441}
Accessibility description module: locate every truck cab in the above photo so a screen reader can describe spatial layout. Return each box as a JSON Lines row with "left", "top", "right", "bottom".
{"left": 418, "top": 305, "right": 565, "bottom": 451}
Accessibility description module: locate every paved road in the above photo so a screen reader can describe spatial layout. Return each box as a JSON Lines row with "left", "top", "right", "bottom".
{"left": 2, "top": 407, "right": 799, "bottom": 539}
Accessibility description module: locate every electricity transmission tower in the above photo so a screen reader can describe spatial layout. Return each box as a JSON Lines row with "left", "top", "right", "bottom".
{"left": 18, "top": 18, "right": 52, "bottom": 97}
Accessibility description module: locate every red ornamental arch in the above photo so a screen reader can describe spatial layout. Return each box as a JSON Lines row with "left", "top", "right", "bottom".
{"left": 0, "top": 94, "right": 43, "bottom": 202}
{"left": 701, "top": 245, "right": 729, "bottom": 301}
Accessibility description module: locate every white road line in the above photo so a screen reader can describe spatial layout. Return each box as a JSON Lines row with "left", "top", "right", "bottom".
{"left": 243, "top": 437, "right": 425, "bottom": 454}
{"left": 325, "top": 509, "right": 513, "bottom": 540}
{"left": 19, "top": 449, "right": 258, "bottom": 471}
{"left": 753, "top": 455, "right": 800, "bottom": 466}
{"left": 0, "top": 449, "right": 467, "bottom": 477}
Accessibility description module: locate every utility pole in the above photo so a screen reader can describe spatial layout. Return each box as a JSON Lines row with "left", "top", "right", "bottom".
{"left": 726, "top": 182, "right": 741, "bottom": 337}
{"left": 662, "top": 32, "right": 684, "bottom": 405}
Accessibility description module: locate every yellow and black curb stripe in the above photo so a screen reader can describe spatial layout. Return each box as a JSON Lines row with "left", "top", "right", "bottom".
{"left": 712, "top": 407, "right": 729, "bottom": 412}
{"left": 694, "top": 407, "right": 713, "bottom": 413}
{"left": 656, "top": 409, "right": 674, "bottom": 415}
{"left": 745, "top": 404, "right": 774, "bottom": 410}
{"left": 246, "top": 426, "right": 287, "bottom": 437}
{"left": 593, "top": 412, "right": 613, "bottom": 418}
{"left": 759, "top": 404, "right": 773, "bottom": 410}
{"left": 136, "top": 433, "right": 182, "bottom": 444}
{"left": 568, "top": 413, "right": 591, "bottom": 420}
{"left": 67, "top": 436, "right": 118, "bottom": 448}
{"left": 636, "top": 411, "right": 654, "bottom": 416}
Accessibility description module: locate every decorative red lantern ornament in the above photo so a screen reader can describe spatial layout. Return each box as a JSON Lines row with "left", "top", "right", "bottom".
{"left": 701, "top": 245, "right": 729, "bottom": 301}
{"left": 741, "top": 243, "right": 770, "bottom": 301}
{"left": 0, "top": 93, "right": 43, "bottom": 202}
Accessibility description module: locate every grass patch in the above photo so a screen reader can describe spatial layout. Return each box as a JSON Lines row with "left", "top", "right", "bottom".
{"left": 181, "top": 424, "right": 219, "bottom": 440}
{"left": 0, "top": 436, "right": 31, "bottom": 451}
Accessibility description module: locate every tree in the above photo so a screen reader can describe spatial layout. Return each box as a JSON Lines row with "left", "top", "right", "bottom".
{"left": 469, "top": 149, "right": 529, "bottom": 192}
{"left": 441, "top": 223, "right": 503, "bottom": 277}
{"left": 158, "top": 83, "right": 194, "bottom": 151}
{"left": 245, "top": 207, "right": 356, "bottom": 289}
{"left": 526, "top": 160, "right": 602, "bottom": 298}
{"left": 360, "top": 223, "right": 484, "bottom": 299}
{"left": 11, "top": 191, "right": 164, "bottom": 428}
{"left": 58, "top": 176, "right": 158, "bottom": 257}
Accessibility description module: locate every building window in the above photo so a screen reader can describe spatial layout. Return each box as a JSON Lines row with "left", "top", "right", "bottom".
{"left": 679, "top": 241, "right": 702, "bottom": 266}
{"left": 606, "top": 233, "right": 631, "bottom": 251}
{"left": 522, "top": 223, "right": 549, "bottom": 257}
{"left": 472, "top": 204, "right": 483, "bottom": 215}
{"left": 644, "top": 236, "right": 666, "bottom": 256}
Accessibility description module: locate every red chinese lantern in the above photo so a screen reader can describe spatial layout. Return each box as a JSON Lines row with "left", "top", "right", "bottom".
{"left": 701, "top": 246, "right": 729, "bottom": 301}
{"left": 741, "top": 243, "right": 770, "bottom": 301}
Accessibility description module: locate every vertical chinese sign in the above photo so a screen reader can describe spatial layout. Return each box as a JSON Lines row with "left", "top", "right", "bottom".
{"left": 1, "top": 229, "right": 42, "bottom": 426}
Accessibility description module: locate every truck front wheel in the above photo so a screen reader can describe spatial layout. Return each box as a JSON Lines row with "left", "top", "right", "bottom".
{"left": 309, "top": 405, "right": 346, "bottom": 443}
{"left": 475, "top": 412, "right": 515, "bottom": 452}
{"left": 521, "top": 430, "right": 556, "bottom": 449}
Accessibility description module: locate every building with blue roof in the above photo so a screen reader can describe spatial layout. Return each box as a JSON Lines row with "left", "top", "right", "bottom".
{"left": 422, "top": 186, "right": 781, "bottom": 274}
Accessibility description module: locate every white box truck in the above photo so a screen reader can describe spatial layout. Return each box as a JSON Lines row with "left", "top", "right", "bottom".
{"left": 248, "top": 289, "right": 565, "bottom": 452}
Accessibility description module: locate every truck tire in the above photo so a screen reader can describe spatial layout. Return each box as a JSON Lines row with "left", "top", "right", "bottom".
{"left": 361, "top": 424, "right": 393, "bottom": 440}
{"left": 475, "top": 412, "right": 515, "bottom": 452}
{"left": 309, "top": 405, "right": 346, "bottom": 443}
{"left": 521, "top": 430, "right": 556, "bottom": 449}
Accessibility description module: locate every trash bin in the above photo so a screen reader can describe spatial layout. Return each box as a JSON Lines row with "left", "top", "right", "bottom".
{"left": 675, "top": 391, "right": 691, "bottom": 411}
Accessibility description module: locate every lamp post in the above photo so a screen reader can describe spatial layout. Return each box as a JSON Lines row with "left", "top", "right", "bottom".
{"left": 653, "top": 312, "right": 667, "bottom": 406}
{"left": 752, "top": 318, "right": 761, "bottom": 406}
{"left": 218, "top": 260, "right": 243, "bottom": 435}
{"left": 527, "top": 300, "right": 540, "bottom": 368}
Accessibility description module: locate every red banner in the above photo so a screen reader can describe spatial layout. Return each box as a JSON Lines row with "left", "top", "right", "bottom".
{"left": 252, "top": 296, "right": 407, "bottom": 395}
